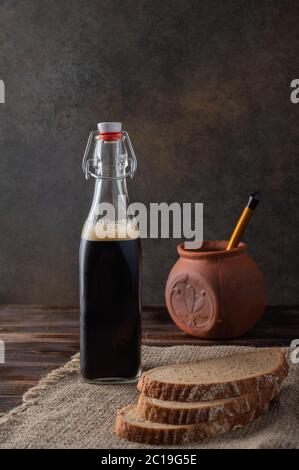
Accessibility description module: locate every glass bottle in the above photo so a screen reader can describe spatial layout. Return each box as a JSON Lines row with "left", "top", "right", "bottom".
{"left": 80, "top": 122, "right": 142, "bottom": 383}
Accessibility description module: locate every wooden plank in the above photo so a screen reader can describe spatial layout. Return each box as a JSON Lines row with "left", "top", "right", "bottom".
{"left": 0, "top": 320, "right": 79, "bottom": 328}
{"left": 4, "top": 350, "right": 77, "bottom": 363}
{"left": 0, "top": 333, "right": 79, "bottom": 341}
{"left": 0, "top": 305, "right": 78, "bottom": 320}
{"left": 143, "top": 336, "right": 294, "bottom": 347}
{"left": 143, "top": 325, "right": 297, "bottom": 337}
{"left": 0, "top": 363, "right": 64, "bottom": 380}
{"left": 0, "top": 380, "right": 37, "bottom": 395}
{"left": 0, "top": 396, "right": 23, "bottom": 413}
{"left": 3, "top": 341, "right": 79, "bottom": 352}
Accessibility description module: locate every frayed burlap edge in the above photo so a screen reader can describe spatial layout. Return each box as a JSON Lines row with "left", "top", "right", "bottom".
{"left": 0, "top": 352, "right": 80, "bottom": 425}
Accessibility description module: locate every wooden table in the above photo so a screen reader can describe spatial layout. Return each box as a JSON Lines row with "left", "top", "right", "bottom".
{"left": 0, "top": 304, "right": 298, "bottom": 414}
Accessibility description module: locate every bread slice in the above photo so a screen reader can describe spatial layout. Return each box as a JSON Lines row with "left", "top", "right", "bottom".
{"left": 115, "top": 402, "right": 268, "bottom": 445}
{"left": 137, "top": 383, "right": 279, "bottom": 425}
{"left": 137, "top": 348, "right": 288, "bottom": 402}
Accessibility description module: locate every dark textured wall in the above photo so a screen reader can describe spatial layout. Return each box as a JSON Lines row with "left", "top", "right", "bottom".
{"left": 0, "top": 0, "right": 298, "bottom": 305}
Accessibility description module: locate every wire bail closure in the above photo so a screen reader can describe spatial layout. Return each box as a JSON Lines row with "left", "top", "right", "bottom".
{"left": 82, "top": 130, "right": 137, "bottom": 180}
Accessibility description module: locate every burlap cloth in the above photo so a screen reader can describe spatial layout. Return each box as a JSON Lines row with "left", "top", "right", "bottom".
{"left": 0, "top": 345, "right": 298, "bottom": 449}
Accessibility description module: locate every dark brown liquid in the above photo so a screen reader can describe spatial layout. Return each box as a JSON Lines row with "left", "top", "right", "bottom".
{"left": 79, "top": 237, "right": 141, "bottom": 381}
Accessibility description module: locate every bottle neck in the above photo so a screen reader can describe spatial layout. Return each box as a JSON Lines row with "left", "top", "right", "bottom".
{"left": 89, "top": 137, "right": 130, "bottom": 221}
{"left": 89, "top": 177, "right": 130, "bottom": 219}
{"left": 95, "top": 139, "right": 128, "bottom": 179}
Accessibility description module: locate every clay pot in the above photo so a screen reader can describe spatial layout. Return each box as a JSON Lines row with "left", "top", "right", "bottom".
{"left": 165, "top": 241, "right": 266, "bottom": 339}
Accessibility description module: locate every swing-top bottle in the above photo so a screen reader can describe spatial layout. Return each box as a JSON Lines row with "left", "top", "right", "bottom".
{"left": 80, "top": 122, "right": 142, "bottom": 383}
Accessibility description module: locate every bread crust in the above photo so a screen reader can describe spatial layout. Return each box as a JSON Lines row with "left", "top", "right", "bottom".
{"left": 137, "top": 348, "right": 288, "bottom": 402}
{"left": 137, "top": 384, "right": 279, "bottom": 425}
{"left": 115, "top": 403, "right": 268, "bottom": 445}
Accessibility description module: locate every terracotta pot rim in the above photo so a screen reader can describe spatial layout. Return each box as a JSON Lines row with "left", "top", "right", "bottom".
{"left": 177, "top": 240, "right": 247, "bottom": 259}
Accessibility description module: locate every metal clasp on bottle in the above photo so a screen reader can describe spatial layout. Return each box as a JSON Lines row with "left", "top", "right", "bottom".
{"left": 82, "top": 130, "right": 137, "bottom": 180}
